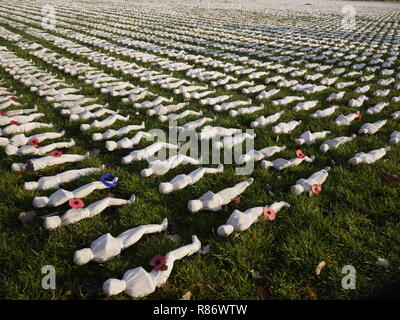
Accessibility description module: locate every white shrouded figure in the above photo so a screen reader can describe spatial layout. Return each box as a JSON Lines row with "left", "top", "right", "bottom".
{"left": 390, "top": 131, "right": 400, "bottom": 145}
{"left": 390, "top": 111, "right": 400, "bottom": 120}
{"left": 256, "top": 89, "right": 280, "bottom": 100}
{"left": 311, "top": 106, "right": 338, "bottom": 118}
{"left": 326, "top": 91, "right": 345, "bottom": 102}
{"left": 334, "top": 113, "right": 360, "bottom": 126}
{"left": 213, "top": 99, "right": 252, "bottom": 112}
{"left": 320, "top": 135, "right": 356, "bottom": 153}
{"left": 74, "top": 218, "right": 168, "bottom": 265}
{"left": 0, "top": 113, "right": 44, "bottom": 126}
{"left": 146, "top": 103, "right": 188, "bottom": 116}
{"left": 366, "top": 102, "right": 388, "bottom": 115}
{"left": 261, "top": 155, "right": 315, "bottom": 171}
{"left": 238, "top": 146, "right": 286, "bottom": 164}
{"left": 92, "top": 122, "right": 145, "bottom": 141}
{"left": 213, "top": 133, "right": 256, "bottom": 150}
{"left": 176, "top": 117, "right": 214, "bottom": 132}
{"left": 12, "top": 152, "right": 93, "bottom": 172}
{"left": 122, "top": 142, "right": 179, "bottom": 164}
{"left": 358, "top": 120, "right": 387, "bottom": 135}
{"left": 0, "top": 122, "right": 53, "bottom": 135}
{"left": 5, "top": 139, "right": 75, "bottom": 156}
{"left": 159, "top": 165, "right": 224, "bottom": 194}
{"left": 250, "top": 111, "right": 284, "bottom": 128}
{"left": 69, "top": 108, "right": 118, "bottom": 121}
{"left": 0, "top": 105, "right": 38, "bottom": 117}
{"left": 272, "top": 96, "right": 304, "bottom": 106}
{"left": 348, "top": 95, "right": 369, "bottom": 108}
{"left": 217, "top": 201, "right": 290, "bottom": 237}
{"left": 292, "top": 101, "right": 318, "bottom": 112}
{"left": 291, "top": 167, "right": 331, "bottom": 194}
{"left": 200, "top": 95, "right": 230, "bottom": 106}
{"left": 7, "top": 131, "right": 65, "bottom": 147}
{"left": 272, "top": 120, "right": 302, "bottom": 134}
{"left": 24, "top": 165, "right": 105, "bottom": 190}
{"left": 141, "top": 155, "right": 202, "bottom": 177}
{"left": 105, "top": 132, "right": 154, "bottom": 151}
{"left": 80, "top": 114, "right": 130, "bottom": 131}
{"left": 43, "top": 194, "right": 136, "bottom": 230}
{"left": 33, "top": 176, "right": 118, "bottom": 208}
{"left": 158, "top": 110, "right": 202, "bottom": 122}
{"left": 229, "top": 104, "right": 264, "bottom": 117}
{"left": 102, "top": 235, "right": 201, "bottom": 298}
{"left": 196, "top": 126, "right": 240, "bottom": 140}
{"left": 295, "top": 131, "right": 331, "bottom": 145}
{"left": 188, "top": 178, "right": 254, "bottom": 213}
{"left": 348, "top": 147, "right": 390, "bottom": 165}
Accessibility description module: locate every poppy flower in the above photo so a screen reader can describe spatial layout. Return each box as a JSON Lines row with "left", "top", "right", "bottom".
{"left": 263, "top": 207, "right": 276, "bottom": 220}
{"left": 311, "top": 184, "right": 322, "bottom": 195}
{"left": 0, "top": 111, "right": 5, "bottom": 115}
{"left": 28, "top": 138, "right": 40, "bottom": 148}
{"left": 69, "top": 198, "right": 85, "bottom": 209}
{"left": 10, "top": 120, "right": 20, "bottom": 125}
{"left": 8, "top": 96, "right": 17, "bottom": 100}
{"left": 49, "top": 150, "right": 62, "bottom": 157}
{"left": 149, "top": 254, "right": 167, "bottom": 271}
{"left": 296, "top": 149, "right": 305, "bottom": 159}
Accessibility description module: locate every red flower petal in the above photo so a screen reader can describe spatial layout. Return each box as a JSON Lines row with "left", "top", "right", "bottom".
{"left": 296, "top": 149, "right": 305, "bottom": 159}
{"left": 311, "top": 184, "right": 322, "bottom": 195}
{"left": 0, "top": 111, "right": 5, "bottom": 115}
{"left": 10, "top": 120, "right": 20, "bottom": 125}
{"left": 68, "top": 198, "right": 85, "bottom": 209}
{"left": 28, "top": 138, "right": 40, "bottom": 147}
{"left": 149, "top": 254, "right": 167, "bottom": 271}
{"left": 263, "top": 207, "right": 276, "bottom": 221}
{"left": 49, "top": 150, "right": 62, "bottom": 157}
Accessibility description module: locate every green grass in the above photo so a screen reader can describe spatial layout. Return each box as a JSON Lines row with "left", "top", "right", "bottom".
{"left": 0, "top": 2, "right": 400, "bottom": 300}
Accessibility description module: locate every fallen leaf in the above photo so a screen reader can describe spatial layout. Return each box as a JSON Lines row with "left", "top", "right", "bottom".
{"left": 180, "top": 291, "right": 192, "bottom": 300}
{"left": 249, "top": 269, "right": 261, "bottom": 279}
{"left": 256, "top": 286, "right": 271, "bottom": 300}
{"left": 167, "top": 233, "right": 181, "bottom": 243}
{"left": 18, "top": 210, "right": 37, "bottom": 224}
{"left": 383, "top": 173, "right": 400, "bottom": 184}
{"left": 315, "top": 261, "right": 326, "bottom": 276}
{"left": 304, "top": 286, "right": 318, "bottom": 300}
{"left": 198, "top": 244, "right": 211, "bottom": 255}
{"left": 231, "top": 197, "right": 242, "bottom": 208}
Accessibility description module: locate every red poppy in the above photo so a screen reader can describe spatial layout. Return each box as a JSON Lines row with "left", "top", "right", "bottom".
{"left": 8, "top": 96, "right": 17, "bottom": 100}
{"left": 68, "top": 198, "right": 85, "bottom": 209}
{"left": 49, "top": 150, "right": 62, "bottom": 157}
{"left": 311, "top": 184, "right": 322, "bottom": 195}
{"left": 28, "top": 138, "right": 40, "bottom": 148}
{"left": 10, "top": 120, "right": 20, "bottom": 125}
{"left": 263, "top": 207, "right": 276, "bottom": 221}
{"left": 296, "top": 149, "right": 305, "bottom": 159}
{"left": 149, "top": 254, "right": 167, "bottom": 271}
{"left": 0, "top": 111, "right": 5, "bottom": 115}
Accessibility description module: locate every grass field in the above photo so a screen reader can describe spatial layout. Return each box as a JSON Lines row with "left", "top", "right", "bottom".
{"left": 0, "top": 0, "right": 400, "bottom": 300}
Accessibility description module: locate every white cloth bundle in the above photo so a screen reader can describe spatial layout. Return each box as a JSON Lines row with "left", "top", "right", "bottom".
{"left": 188, "top": 178, "right": 254, "bottom": 213}
{"left": 348, "top": 147, "right": 390, "bottom": 165}
{"left": 74, "top": 218, "right": 168, "bottom": 265}
{"left": 44, "top": 194, "right": 136, "bottom": 230}
{"left": 217, "top": 201, "right": 290, "bottom": 236}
